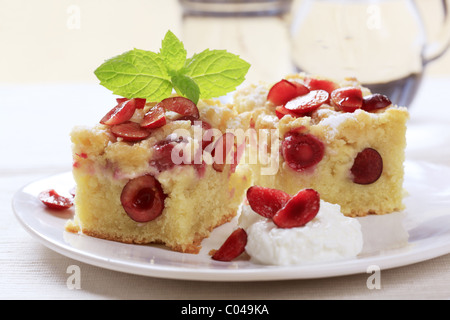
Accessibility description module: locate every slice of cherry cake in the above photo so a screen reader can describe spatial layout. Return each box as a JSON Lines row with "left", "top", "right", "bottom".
{"left": 65, "top": 96, "right": 250, "bottom": 253}
{"left": 233, "top": 73, "right": 409, "bottom": 217}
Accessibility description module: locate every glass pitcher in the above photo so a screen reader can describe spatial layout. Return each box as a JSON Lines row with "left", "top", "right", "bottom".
{"left": 179, "top": 0, "right": 294, "bottom": 83}
{"left": 290, "top": 0, "right": 450, "bottom": 107}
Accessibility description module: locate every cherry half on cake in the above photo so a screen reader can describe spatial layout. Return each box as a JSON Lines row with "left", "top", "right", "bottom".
{"left": 284, "top": 90, "right": 329, "bottom": 116}
{"left": 267, "top": 79, "right": 310, "bottom": 106}
{"left": 120, "top": 174, "right": 167, "bottom": 222}
{"left": 211, "top": 132, "right": 236, "bottom": 173}
{"left": 141, "top": 105, "right": 166, "bottom": 129}
{"left": 110, "top": 121, "right": 151, "bottom": 142}
{"left": 100, "top": 96, "right": 202, "bottom": 144}
{"left": 100, "top": 98, "right": 141, "bottom": 125}
{"left": 330, "top": 87, "right": 363, "bottom": 113}
{"left": 281, "top": 130, "right": 325, "bottom": 172}
{"left": 303, "top": 77, "right": 339, "bottom": 94}
{"left": 362, "top": 94, "right": 392, "bottom": 112}
{"left": 267, "top": 79, "right": 330, "bottom": 117}
{"left": 351, "top": 148, "right": 383, "bottom": 185}
{"left": 157, "top": 96, "right": 200, "bottom": 120}
{"left": 116, "top": 97, "right": 146, "bottom": 109}
{"left": 268, "top": 78, "right": 394, "bottom": 119}
{"left": 150, "top": 137, "right": 187, "bottom": 172}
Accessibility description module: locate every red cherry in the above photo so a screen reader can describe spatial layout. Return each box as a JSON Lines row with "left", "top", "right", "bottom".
{"left": 110, "top": 121, "right": 150, "bottom": 142}
{"left": 157, "top": 97, "right": 200, "bottom": 119}
{"left": 275, "top": 106, "right": 289, "bottom": 119}
{"left": 196, "top": 119, "right": 212, "bottom": 131}
{"left": 201, "top": 129, "right": 217, "bottom": 153}
{"left": 331, "top": 87, "right": 363, "bottom": 112}
{"left": 196, "top": 120, "right": 214, "bottom": 151}
{"left": 362, "top": 94, "right": 392, "bottom": 112}
{"left": 75, "top": 152, "right": 88, "bottom": 159}
{"left": 212, "top": 228, "right": 247, "bottom": 262}
{"left": 275, "top": 105, "right": 299, "bottom": 119}
{"left": 289, "top": 125, "right": 308, "bottom": 135}
{"left": 100, "top": 99, "right": 136, "bottom": 125}
{"left": 246, "top": 186, "right": 292, "bottom": 219}
{"left": 211, "top": 133, "right": 235, "bottom": 172}
{"left": 134, "top": 98, "right": 146, "bottom": 109}
{"left": 116, "top": 97, "right": 128, "bottom": 104}
{"left": 284, "top": 90, "right": 329, "bottom": 116}
{"left": 267, "top": 79, "right": 310, "bottom": 106}
{"left": 120, "top": 175, "right": 166, "bottom": 222}
{"left": 351, "top": 148, "right": 383, "bottom": 185}
{"left": 193, "top": 160, "right": 207, "bottom": 177}
{"left": 272, "top": 189, "right": 320, "bottom": 228}
{"left": 140, "top": 105, "right": 166, "bottom": 129}
{"left": 38, "top": 189, "right": 73, "bottom": 210}
{"left": 176, "top": 115, "right": 211, "bottom": 129}
{"left": 116, "top": 97, "right": 146, "bottom": 109}
{"left": 281, "top": 131, "right": 325, "bottom": 171}
{"left": 150, "top": 137, "right": 187, "bottom": 172}
{"left": 293, "top": 82, "right": 310, "bottom": 96}
{"left": 304, "top": 77, "right": 339, "bottom": 94}
{"left": 150, "top": 139, "right": 177, "bottom": 172}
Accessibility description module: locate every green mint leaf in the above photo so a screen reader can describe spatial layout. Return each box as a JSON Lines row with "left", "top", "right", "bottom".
{"left": 94, "top": 31, "right": 251, "bottom": 102}
{"left": 160, "top": 30, "right": 187, "bottom": 74}
{"left": 184, "top": 49, "right": 250, "bottom": 99}
{"left": 94, "top": 49, "right": 172, "bottom": 101}
{"left": 171, "top": 73, "right": 200, "bottom": 104}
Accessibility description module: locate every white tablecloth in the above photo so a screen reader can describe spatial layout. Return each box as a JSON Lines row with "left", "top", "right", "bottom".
{"left": 1, "top": 75, "right": 449, "bottom": 300}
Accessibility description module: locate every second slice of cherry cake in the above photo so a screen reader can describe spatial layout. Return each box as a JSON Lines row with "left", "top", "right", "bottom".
{"left": 232, "top": 73, "right": 409, "bottom": 217}
{"left": 66, "top": 96, "right": 251, "bottom": 253}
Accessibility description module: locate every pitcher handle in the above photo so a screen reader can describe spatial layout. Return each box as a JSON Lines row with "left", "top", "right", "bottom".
{"left": 420, "top": 0, "right": 450, "bottom": 63}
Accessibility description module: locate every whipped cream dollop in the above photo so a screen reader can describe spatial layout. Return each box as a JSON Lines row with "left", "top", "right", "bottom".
{"left": 238, "top": 200, "right": 363, "bottom": 266}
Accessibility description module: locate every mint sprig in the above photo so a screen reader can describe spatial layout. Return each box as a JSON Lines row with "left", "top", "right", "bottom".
{"left": 160, "top": 30, "right": 187, "bottom": 73}
{"left": 94, "top": 30, "right": 250, "bottom": 104}
{"left": 185, "top": 49, "right": 251, "bottom": 99}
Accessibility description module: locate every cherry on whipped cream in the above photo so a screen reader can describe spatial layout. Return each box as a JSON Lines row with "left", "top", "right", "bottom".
{"left": 246, "top": 186, "right": 291, "bottom": 219}
{"left": 272, "top": 189, "right": 320, "bottom": 228}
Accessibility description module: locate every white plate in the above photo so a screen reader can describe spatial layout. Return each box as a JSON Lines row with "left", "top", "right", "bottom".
{"left": 12, "top": 160, "right": 450, "bottom": 281}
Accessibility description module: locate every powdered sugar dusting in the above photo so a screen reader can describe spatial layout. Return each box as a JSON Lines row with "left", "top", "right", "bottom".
{"left": 317, "top": 109, "right": 377, "bottom": 140}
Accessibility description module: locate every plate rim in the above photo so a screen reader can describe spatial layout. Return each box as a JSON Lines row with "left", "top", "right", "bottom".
{"left": 12, "top": 165, "right": 450, "bottom": 282}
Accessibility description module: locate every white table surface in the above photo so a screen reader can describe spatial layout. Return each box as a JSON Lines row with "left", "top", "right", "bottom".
{"left": 1, "top": 0, "right": 450, "bottom": 301}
